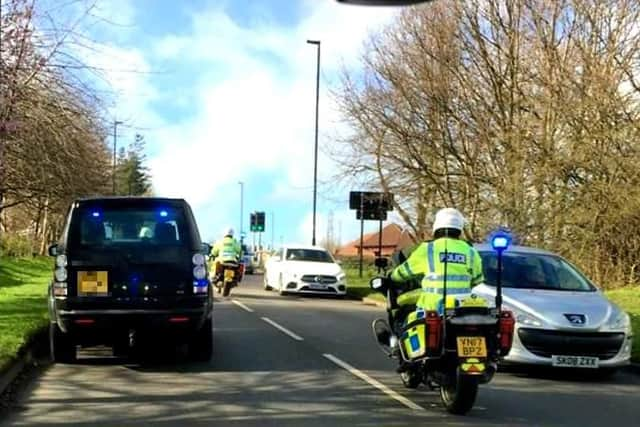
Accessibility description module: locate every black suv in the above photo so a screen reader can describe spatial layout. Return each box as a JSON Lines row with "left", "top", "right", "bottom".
{"left": 48, "top": 197, "right": 213, "bottom": 362}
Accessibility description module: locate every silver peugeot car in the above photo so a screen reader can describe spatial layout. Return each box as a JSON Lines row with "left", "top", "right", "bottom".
{"left": 471, "top": 244, "right": 633, "bottom": 370}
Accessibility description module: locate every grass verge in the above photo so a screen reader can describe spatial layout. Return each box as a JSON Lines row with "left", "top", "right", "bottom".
{"left": 344, "top": 264, "right": 380, "bottom": 300}
{"left": 605, "top": 287, "right": 639, "bottom": 363}
{"left": 0, "top": 256, "right": 50, "bottom": 373}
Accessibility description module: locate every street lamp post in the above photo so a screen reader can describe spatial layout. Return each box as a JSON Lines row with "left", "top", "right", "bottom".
{"left": 307, "top": 39, "right": 320, "bottom": 246}
{"left": 270, "top": 211, "right": 275, "bottom": 250}
{"left": 112, "top": 120, "right": 123, "bottom": 195}
{"left": 238, "top": 181, "right": 244, "bottom": 243}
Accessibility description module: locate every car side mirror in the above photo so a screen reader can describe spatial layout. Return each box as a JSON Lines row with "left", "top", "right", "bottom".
{"left": 202, "top": 243, "right": 212, "bottom": 254}
{"left": 335, "top": 259, "right": 343, "bottom": 265}
{"left": 48, "top": 244, "right": 58, "bottom": 257}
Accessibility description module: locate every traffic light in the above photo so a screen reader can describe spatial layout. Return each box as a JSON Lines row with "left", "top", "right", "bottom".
{"left": 250, "top": 211, "right": 265, "bottom": 232}
{"left": 256, "top": 212, "right": 265, "bottom": 232}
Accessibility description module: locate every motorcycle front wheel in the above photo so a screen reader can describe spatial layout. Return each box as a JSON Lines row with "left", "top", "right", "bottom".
{"left": 439, "top": 373, "right": 478, "bottom": 415}
{"left": 400, "top": 370, "right": 421, "bottom": 389}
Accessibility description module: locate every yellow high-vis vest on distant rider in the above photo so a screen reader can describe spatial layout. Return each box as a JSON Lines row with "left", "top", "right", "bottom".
{"left": 390, "top": 208, "right": 484, "bottom": 312}
{"left": 211, "top": 227, "right": 242, "bottom": 263}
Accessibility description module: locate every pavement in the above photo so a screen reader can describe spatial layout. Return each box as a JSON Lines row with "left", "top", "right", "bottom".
{"left": 1, "top": 274, "right": 639, "bottom": 426}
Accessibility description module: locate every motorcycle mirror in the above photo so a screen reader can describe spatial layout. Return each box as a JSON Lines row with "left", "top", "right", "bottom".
{"left": 370, "top": 277, "right": 384, "bottom": 290}
{"left": 374, "top": 257, "right": 388, "bottom": 269}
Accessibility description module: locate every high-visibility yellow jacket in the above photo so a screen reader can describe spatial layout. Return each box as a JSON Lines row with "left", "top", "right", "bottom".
{"left": 211, "top": 236, "right": 242, "bottom": 262}
{"left": 390, "top": 238, "right": 484, "bottom": 311}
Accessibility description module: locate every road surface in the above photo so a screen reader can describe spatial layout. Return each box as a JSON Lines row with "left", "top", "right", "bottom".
{"left": 2, "top": 274, "right": 639, "bottom": 426}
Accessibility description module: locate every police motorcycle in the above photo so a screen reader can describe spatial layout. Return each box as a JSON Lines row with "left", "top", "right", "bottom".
{"left": 370, "top": 235, "right": 515, "bottom": 415}
{"left": 215, "top": 261, "right": 243, "bottom": 296}
{"left": 209, "top": 253, "right": 244, "bottom": 297}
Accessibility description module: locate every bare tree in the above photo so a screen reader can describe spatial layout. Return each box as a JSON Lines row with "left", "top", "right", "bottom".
{"left": 336, "top": 0, "right": 640, "bottom": 287}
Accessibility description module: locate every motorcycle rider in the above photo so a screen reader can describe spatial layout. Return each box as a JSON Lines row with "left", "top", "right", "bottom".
{"left": 383, "top": 208, "right": 484, "bottom": 351}
{"left": 211, "top": 227, "right": 243, "bottom": 280}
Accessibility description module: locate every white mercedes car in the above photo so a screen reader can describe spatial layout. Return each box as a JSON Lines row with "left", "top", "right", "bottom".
{"left": 472, "top": 244, "right": 633, "bottom": 371}
{"left": 264, "top": 245, "right": 347, "bottom": 296}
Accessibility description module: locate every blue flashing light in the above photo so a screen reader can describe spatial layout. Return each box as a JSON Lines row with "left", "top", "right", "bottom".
{"left": 193, "top": 279, "right": 208, "bottom": 287}
{"left": 91, "top": 211, "right": 101, "bottom": 218}
{"left": 159, "top": 210, "right": 168, "bottom": 218}
{"left": 491, "top": 235, "right": 510, "bottom": 252}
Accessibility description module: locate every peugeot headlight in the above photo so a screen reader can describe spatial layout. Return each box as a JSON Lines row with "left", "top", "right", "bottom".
{"left": 55, "top": 255, "right": 67, "bottom": 268}
{"left": 607, "top": 310, "right": 631, "bottom": 331}
{"left": 512, "top": 309, "right": 543, "bottom": 327}
{"left": 193, "top": 266, "right": 207, "bottom": 280}
{"left": 54, "top": 267, "right": 67, "bottom": 282}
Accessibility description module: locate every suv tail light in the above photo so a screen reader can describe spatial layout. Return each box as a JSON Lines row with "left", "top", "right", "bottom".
{"left": 499, "top": 310, "right": 515, "bottom": 355}
{"left": 425, "top": 310, "right": 442, "bottom": 355}
{"left": 192, "top": 252, "right": 209, "bottom": 294}
{"left": 53, "top": 281, "right": 67, "bottom": 297}
{"left": 193, "top": 279, "right": 208, "bottom": 294}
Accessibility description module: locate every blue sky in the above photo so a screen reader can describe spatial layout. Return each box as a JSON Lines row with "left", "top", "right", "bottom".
{"left": 69, "top": 0, "right": 400, "bottom": 245}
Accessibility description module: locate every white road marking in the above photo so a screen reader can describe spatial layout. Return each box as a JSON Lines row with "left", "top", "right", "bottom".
{"left": 231, "top": 299, "right": 254, "bottom": 313}
{"left": 261, "top": 317, "right": 304, "bottom": 341}
{"left": 323, "top": 353, "right": 425, "bottom": 411}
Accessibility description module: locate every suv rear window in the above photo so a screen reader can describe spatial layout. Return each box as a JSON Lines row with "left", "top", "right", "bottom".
{"left": 70, "top": 206, "right": 188, "bottom": 247}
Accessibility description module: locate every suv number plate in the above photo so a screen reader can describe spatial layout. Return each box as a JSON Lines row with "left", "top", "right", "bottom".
{"left": 78, "top": 271, "right": 108, "bottom": 296}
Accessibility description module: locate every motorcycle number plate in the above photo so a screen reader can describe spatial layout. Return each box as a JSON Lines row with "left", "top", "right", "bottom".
{"left": 460, "top": 296, "right": 488, "bottom": 307}
{"left": 456, "top": 336, "right": 487, "bottom": 358}
{"left": 224, "top": 269, "right": 235, "bottom": 280}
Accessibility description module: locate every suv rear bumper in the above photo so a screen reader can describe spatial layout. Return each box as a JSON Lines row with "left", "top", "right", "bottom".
{"left": 54, "top": 306, "right": 211, "bottom": 344}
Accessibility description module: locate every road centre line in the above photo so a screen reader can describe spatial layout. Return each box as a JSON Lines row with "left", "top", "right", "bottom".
{"left": 261, "top": 317, "right": 304, "bottom": 341}
{"left": 231, "top": 299, "right": 254, "bottom": 313}
{"left": 323, "top": 353, "right": 425, "bottom": 411}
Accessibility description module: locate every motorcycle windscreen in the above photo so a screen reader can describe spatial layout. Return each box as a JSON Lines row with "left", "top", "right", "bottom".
{"left": 67, "top": 206, "right": 193, "bottom": 298}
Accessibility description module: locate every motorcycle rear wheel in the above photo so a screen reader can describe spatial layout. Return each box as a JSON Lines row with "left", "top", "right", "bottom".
{"left": 439, "top": 373, "right": 478, "bottom": 415}
{"left": 222, "top": 281, "right": 232, "bottom": 297}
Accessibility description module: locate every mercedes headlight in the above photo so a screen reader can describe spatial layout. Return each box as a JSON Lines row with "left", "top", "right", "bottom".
{"left": 337, "top": 272, "right": 346, "bottom": 282}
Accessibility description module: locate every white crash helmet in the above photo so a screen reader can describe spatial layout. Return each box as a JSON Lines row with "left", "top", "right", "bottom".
{"left": 432, "top": 208, "right": 465, "bottom": 233}
{"left": 223, "top": 227, "right": 234, "bottom": 237}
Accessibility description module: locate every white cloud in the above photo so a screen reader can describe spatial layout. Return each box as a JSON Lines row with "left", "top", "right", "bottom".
{"left": 147, "top": 2, "right": 396, "bottom": 210}
{"left": 82, "top": 1, "right": 397, "bottom": 239}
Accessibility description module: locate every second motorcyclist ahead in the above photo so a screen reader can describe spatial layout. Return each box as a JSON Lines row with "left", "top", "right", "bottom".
{"left": 211, "top": 227, "right": 242, "bottom": 274}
